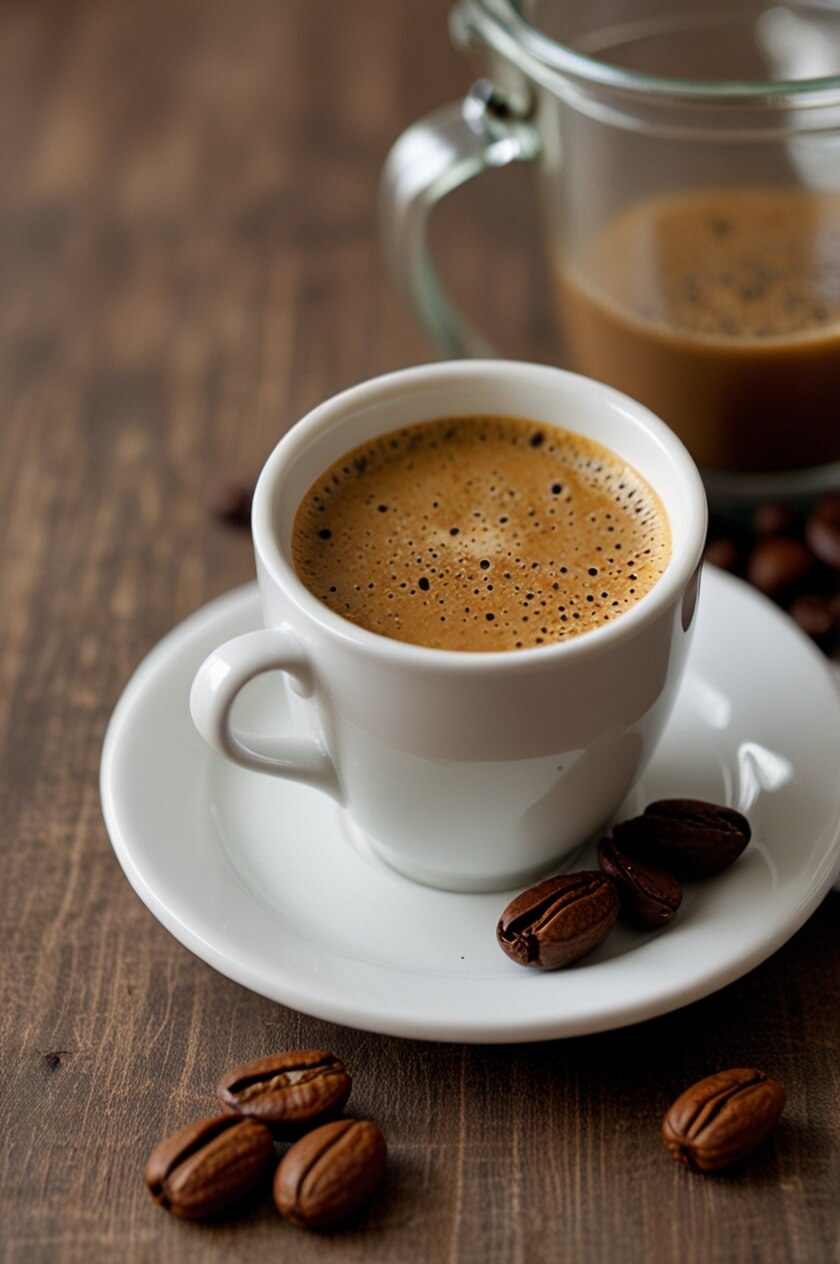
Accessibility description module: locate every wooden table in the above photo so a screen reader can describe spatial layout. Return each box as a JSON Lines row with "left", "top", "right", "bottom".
{"left": 2, "top": 2, "right": 838, "bottom": 1260}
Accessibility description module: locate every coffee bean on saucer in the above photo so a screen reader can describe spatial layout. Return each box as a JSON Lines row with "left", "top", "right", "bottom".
{"left": 217, "top": 1051, "right": 351, "bottom": 1136}
{"left": 496, "top": 872, "right": 619, "bottom": 969}
{"left": 614, "top": 799, "right": 751, "bottom": 877}
{"left": 597, "top": 836, "right": 682, "bottom": 928}
{"left": 207, "top": 476, "right": 254, "bottom": 527}
{"left": 746, "top": 535, "right": 814, "bottom": 598}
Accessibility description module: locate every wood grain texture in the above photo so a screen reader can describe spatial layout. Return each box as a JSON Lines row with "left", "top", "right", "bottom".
{"left": 0, "top": 2, "right": 837, "bottom": 1261}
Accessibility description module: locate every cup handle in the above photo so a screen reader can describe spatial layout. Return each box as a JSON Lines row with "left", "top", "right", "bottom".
{"left": 189, "top": 628, "right": 343, "bottom": 801}
{"left": 380, "top": 80, "right": 541, "bottom": 357}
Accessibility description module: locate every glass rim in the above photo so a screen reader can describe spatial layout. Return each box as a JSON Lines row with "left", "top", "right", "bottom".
{"left": 460, "top": 0, "right": 840, "bottom": 103}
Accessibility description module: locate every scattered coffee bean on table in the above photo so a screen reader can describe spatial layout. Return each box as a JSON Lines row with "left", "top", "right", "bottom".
{"left": 273, "top": 1118, "right": 388, "bottom": 1229}
{"left": 805, "top": 493, "right": 840, "bottom": 571}
{"left": 145, "top": 1047, "right": 387, "bottom": 1230}
{"left": 217, "top": 1050, "right": 351, "bottom": 1136}
{"left": 705, "top": 493, "right": 840, "bottom": 656}
{"left": 789, "top": 593, "right": 835, "bottom": 642}
{"left": 753, "top": 502, "right": 796, "bottom": 537}
{"left": 144, "top": 1115, "right": 275, "bottom": 1219}
{"left": 703, "top": 535, "right": 740, "bottom": 572}
{"left": 746, "top": 535, "right": 814, "bottom": 598}
{"left": 662, "top": 1068, "right": 786, "bottom": 1173}
{"left": 206, "top": 475, "right": 255, "bottom": 527}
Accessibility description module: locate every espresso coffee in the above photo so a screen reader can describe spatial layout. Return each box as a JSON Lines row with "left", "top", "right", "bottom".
{"left": 291, "top": 415, "right": 670, "bottom": 651}
{"left": 556, "top": 187, "right": 840, "bottom": 473}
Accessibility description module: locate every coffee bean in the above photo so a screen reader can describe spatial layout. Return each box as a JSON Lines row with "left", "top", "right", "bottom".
{"left": 273, "top": 1118, "right": 387, "bottom": 1229}
{"left": 703, "top": 536, "right": 739, "bottom": 573}
{"left": 830, "top": 591, "right": 840, "bottom": 629}
{"left": 614, "top": 799, "right": 751, "bottom": 877}
{"left": 496, "top": 871, "right": 619, "bottom": 969}
{"left": 805, "top": 503, "right": 840, "bottom": 571}
{"left": 814, "top": 490, "right": 840, "bottom": 523}
{"left": 145, "top": 1115, "right": 274, "bottom": 1219}
{"left": 789, "top": 594, "right": 834, "bottom": 641}
{"left": 662, "top": 1068, "right": 785, "bottom": 1173}
{"left": 706, "top": 490, "right": 840, "bottom": 655}
{"left": 217, "top": 1050, "right": 351, "bottom": 1136}
{"left": 752, "top": 502, "right": 795, "bottom": 537}
{"left": 207, "top": 476, "right": 254, "bottom": 527}
{"left": 746, "top": 535, "right": 814, "bottom": 597}
{"left": 597, "top": 836, "right": 681, "bottom": 928}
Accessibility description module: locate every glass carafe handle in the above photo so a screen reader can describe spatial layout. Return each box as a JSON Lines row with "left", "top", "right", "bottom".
{"left": 380, "top": 80, "right": 541, "bottom": 357}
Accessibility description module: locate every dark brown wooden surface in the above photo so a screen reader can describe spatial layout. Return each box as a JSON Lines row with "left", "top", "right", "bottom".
{"left": 1, "top": 2, "right": 837, "bottom": 1260}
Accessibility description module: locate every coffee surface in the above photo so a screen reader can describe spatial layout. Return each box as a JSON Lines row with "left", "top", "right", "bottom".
{"left": 557, "top": 187, "right": 840, "bottom": 472}
{"left": 291, "top": 416, "right": 670, "bottom": 651}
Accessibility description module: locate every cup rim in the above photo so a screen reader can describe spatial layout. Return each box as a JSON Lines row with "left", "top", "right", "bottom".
{"left": 459, "top": 0, "right": 840, "bottom": 104}
{"left": 252, "top": 360, "right": 707, "bottom": 673}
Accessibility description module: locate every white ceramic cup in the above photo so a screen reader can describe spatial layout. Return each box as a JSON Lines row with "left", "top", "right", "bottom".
{"left": 190, "top": 361, "right": 707, "bottom": 893}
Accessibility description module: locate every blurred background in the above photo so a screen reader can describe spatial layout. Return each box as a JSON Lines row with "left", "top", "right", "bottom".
{"left": 0, "top": 0, "right": 552, "bottom": 574}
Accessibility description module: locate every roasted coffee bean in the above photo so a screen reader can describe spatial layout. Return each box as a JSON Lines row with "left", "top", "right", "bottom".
{"left": 805, "top": 516, "right": 840, "bottom": 571}
{"left": 145, "top": 1115, "right": 274, "bottom": 1219}
{"left": 830, "top": 591, "right": 840, "bottom": 629}
{"left": 706, "top": 493, "right": 840, "bottom": 654}
{"left": 752, "top": 501, "right": 795, "bottom": 537}
{"left": 273, "top": 1118, "right": 387, "bottom": 1229}
{"left": 703, "top": 536, "right": 739, "bottom": 573}
{"left": 789, "top": 594, "right": 835, "bottom": 641}
{"left": 615, "top": 799, "right": 751, "bottom": 877}
{"left": 805, "top": 496, "right": 840, "bottom": 571}
{"left": 813, "top": 491, "right": 840, "bottom": 524}
{"left": 663, "top": 1068, "right": 785, "bottom": 1173}
{"left": 496, "top": 872, "right": 619, "bottom": 969}
{"left": 217, "top": 1050, "right": 351, "bottom": 1135}
{"left": 746, "top": 535, "right": 813, "bottom": 597}
{"left": 597, "top": 836, "right": 681, "bottom": 928}
{"left": 207, "top": 476, "right": 254, "bottom": 527}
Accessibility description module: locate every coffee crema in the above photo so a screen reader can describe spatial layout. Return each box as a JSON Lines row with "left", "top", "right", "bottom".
{"left": 291, "top": 416, "right": 670, "bottom": 652}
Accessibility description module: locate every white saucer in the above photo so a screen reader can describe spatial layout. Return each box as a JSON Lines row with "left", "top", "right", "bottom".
{"left": 101, "top": 569, "right": 840, "bottom": 1043}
